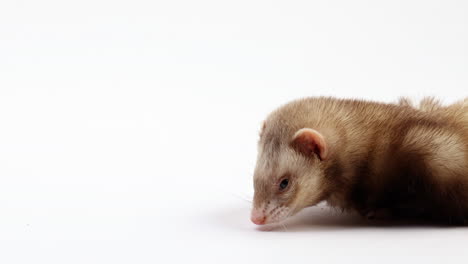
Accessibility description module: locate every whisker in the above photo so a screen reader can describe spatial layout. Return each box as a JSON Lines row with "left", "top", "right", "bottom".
{"left": 230, "top": 193, "right": 252, "bottom": 203}
{"left": 281, "top": 222, "right": 288, "bottom": 232}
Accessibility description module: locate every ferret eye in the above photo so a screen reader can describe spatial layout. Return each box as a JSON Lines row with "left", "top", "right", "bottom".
{"left": 279, "top": 179, "right": 289, "bottom": 190}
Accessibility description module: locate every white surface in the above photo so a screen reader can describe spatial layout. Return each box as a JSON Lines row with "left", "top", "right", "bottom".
{"left": 1, "top": 0, "right": 468, "bottom": 263}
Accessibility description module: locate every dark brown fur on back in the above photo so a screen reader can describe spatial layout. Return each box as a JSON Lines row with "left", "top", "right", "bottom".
{"left": 328, "top": 98, "right": 468, "bottom": 224}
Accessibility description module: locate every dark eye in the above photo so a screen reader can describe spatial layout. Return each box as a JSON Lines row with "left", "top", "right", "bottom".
{"left": 279, "top": 179, "right": 289, "bottom": 190}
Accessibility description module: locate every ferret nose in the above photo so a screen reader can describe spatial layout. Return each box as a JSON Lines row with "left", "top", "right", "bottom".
{"left": 251, "top": 210, "right": 266, "bottom": 225}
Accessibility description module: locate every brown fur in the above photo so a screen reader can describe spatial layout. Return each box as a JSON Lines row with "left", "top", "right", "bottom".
{"left": 252, "top": 96, "right": 468, "bottom": 225}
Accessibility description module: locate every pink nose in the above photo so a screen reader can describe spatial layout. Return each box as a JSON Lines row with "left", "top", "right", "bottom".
{"left": 251, "top": 210, "right": 266, "bottom": 225}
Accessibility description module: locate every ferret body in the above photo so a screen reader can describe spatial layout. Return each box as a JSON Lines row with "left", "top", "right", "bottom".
{"left": 251, "top": 97, "right": 468, "bottom": 225}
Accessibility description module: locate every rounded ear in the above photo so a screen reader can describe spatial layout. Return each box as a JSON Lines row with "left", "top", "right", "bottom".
{"left": 290, "top": 128, "right": 328, "bottom": 160}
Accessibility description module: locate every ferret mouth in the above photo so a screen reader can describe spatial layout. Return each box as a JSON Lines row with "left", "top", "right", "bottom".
{"left": 253, "top": 215, "right": 294, "bottom": 232}
{"left": 263, "top": 216, "right": 289, "bottom": 225}
{"left": 251, "top": 206, "right": 292, "bottom": 225}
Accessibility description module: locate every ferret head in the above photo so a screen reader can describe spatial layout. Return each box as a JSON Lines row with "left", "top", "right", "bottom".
{"left": 251, "top": 118, "right": 331, "bottom": 226}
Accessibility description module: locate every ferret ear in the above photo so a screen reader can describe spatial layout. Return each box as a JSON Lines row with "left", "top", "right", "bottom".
{"left": 291, "top": 128, "right": 328, "bottom": 160}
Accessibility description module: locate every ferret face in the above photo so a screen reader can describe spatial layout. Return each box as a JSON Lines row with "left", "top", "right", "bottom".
{"left": 251, "top": 125, "right": 329, "bottom": 225}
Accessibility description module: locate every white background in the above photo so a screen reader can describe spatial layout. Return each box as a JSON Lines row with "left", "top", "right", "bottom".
{"left": 1, "top": 0, "right": 468, "bottom": 263}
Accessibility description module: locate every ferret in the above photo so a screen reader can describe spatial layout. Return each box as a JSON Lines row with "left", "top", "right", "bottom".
{"left": 251, "top": 97, "right": 468, "bottom": 225}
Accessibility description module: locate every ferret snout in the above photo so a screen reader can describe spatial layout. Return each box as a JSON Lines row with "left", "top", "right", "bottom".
{"left": 250, "top": 208, "right": 266, "bottom": 225}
